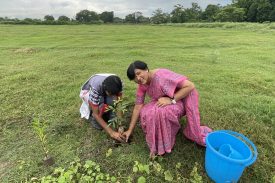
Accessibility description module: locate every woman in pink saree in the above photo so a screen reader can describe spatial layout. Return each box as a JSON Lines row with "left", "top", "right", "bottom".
{"left": 123, "top": 61, "right": 212, "bottom": 157}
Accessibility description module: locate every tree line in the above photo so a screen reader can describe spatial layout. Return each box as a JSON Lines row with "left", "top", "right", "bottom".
{"left": 1, "top": 0, "right": 275, "bottom": 25}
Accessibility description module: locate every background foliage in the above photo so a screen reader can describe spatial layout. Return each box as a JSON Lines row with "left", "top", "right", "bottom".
{"left": 1, "top": 0, "right": 275, "bottom": 24}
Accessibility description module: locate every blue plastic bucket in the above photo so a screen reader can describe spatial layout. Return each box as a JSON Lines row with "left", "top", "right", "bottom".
{"left": 205, "top": 130, "right": 257, "bottom": 183}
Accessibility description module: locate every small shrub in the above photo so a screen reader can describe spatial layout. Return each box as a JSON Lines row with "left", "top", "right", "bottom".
{"left": 33, "top": 150, "right": 204, "bottom": 182}
{"left": 32, "top": 117, "right": 54, "bottom": 166}
{"left": 32, "top": 159, "right": 117, "bottom": 183}
{"left": 106, "top": 97, "right": 130, "bottom": 131}
{"left": 190, "top": 162, "right": 203, "bottom": 183}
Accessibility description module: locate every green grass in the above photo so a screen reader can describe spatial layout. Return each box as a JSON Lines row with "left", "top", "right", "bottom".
{"left": 0, "top": 24, "right": 274, "bottom": 182}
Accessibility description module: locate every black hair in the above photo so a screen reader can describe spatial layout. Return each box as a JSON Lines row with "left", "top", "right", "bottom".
{"left": 126, "top": 60, "right": 148, "bottom": 80}
{"left": 102, "top": 75, "right": 122, "bottom": 95}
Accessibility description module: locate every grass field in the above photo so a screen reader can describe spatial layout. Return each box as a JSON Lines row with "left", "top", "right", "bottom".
{"left": 0, "top": 24, "right": 274, "bottom": 182}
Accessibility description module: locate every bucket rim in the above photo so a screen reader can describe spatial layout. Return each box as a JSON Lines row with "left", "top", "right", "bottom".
{"left": 206, "top": 131, "right": 253, "bottom": 164}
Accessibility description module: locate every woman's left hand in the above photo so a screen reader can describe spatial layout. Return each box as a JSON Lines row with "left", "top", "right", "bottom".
{"left": 157, "top": 97, "right": 172, "bottom": 107}
{"left": 123, "top": 130, "right": 132, "bottom": 142}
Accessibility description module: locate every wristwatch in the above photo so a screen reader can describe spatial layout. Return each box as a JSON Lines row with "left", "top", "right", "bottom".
{"left": 171, "top": 98, "right": 176, "bottom": 104}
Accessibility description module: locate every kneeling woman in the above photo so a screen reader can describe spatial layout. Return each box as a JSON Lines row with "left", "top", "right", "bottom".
{"left": 123, "top": 61, "right": 212, "bottom": 157}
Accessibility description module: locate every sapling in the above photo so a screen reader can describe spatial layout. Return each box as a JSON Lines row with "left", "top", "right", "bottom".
{"left": 106, "top": 97, "right": 130, "bottom": 142}
{"left": 32, "top": 117, "right": 54, "bottom": 166}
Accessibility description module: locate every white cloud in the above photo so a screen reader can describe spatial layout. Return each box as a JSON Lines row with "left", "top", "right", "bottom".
{"left": 0, "top": 0, "right": 231, "bottom": 19}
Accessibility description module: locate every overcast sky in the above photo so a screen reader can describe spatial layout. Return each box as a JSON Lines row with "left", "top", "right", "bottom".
{"left": 0, "top": 0, "right": 232, "bottom": 19}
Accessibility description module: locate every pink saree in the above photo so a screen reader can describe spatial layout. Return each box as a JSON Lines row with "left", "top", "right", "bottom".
{"left": 136, "top": 69, "right": 212, "bottom": 155}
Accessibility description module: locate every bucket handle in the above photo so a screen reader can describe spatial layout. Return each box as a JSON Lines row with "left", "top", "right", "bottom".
{"left": 218, "top": 130, "right": 258, "bottom": 166}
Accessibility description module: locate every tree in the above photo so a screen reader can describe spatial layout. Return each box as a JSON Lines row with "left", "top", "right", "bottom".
{"left": 233, "top": 0, "right": 253, "bottom": 16}
{"left": 134, "top": 12, "right": 143, "bottom": 23}
{"left": 137, "top": 16, "right": 150, "bottom": 24}
{"left": 271, "top": 0, "right": 275, "bottom": 6}
{"left": 75, "top": 10, "right": 99, "bottom": 23}
{"left": 32, "top": 19, "right": 42, "bottom": 24}
{"left": 270, "top": 9, "right": 275, "bottom": 21}
{"left": 125, "top": 13, "right": 136, "bottom": 23}
{"left": 113, "top": 17, "right": 123, "bottom": 23}
{"left": 232, "top": 7, "right": 246, "bottom": 21}
{"left": 247, "top": 2, "right": 258, "bottom": 22}
{"left": 233, "top": 0, "right": 274, "bottom": 22}
{"left": 215, "top": 6, "right": 245, "bottom": 22}
{"left": 100, "top": 11, "right": 114, "bottom": 23}
{"left": 44, "top": 15, "right": 54, "bottom": 21}
{"left": 124, "top": 12, "right": 148, "bottom": 23}
{"left": 185, "top": 3, "right": 202, "bottom": 22}
{"left": 58, "top": 15, "right": 70, "bottom": 22}
{"left": 151, "top": 9, "right": 170, "bottom": 24}
{"left": 22, "top": 18, "right": 34, "bottom": 24}
{"left": 256, "top": 0, "right": 272, "bottom": 22}
{"left": 201, "top": 4, "right": 221, "bottom": 22}
{"left": 170, "top": 4, "right": 187, "bottom": 23}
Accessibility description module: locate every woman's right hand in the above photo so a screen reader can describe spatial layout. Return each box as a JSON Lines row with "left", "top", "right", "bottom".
{"left": 110, "top": 130, "right": 125, "bottom": 142}
{"left": 157, "top": 97, "right": 172, "bottom": 107}
{"left": 123, "top": 130, "right": 132, "bottom": 142}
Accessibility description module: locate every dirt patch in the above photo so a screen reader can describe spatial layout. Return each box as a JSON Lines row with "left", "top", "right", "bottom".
{"left": 13, "top": 48, "right": 37, "bottom": 54}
